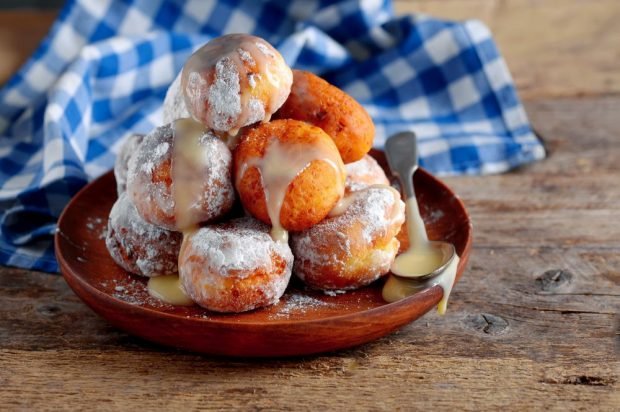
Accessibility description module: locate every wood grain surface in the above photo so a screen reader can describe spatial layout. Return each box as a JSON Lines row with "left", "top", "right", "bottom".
{"left": 1, "top": 3, "right": 619, "bottom": 410}
{"left": 1, "top": 97, "right": 619, "bottom": 409}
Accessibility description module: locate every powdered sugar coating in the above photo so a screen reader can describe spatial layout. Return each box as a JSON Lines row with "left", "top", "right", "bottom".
{"left": 114, "top": 133, "right": 144, "bottom": 195}
{"left": 237, "top": 47, "right": 254, "bottom": 64}
{"left": 105, "top": 192, "right": 182, "bottom": 277}
{"left": 255, "top": 42, "right": 275, "bottom": 58}
{"left": 162, "top": 70, "right": 191, "bottom": 124}
{"left": 345, "top": 154, "right": 389, "bottom": 193}
{"left": 179, "top": 217, "right": 294, "bottom": 313}
{"left": 291, "top": 186, "right": 405, "bottom": 290}
{"left": 125, "top": 121, "right": 235, "bottom": 230}
{"left": 180, "top": 34, "right": 293, "bottom": 132}
{"left": 208, "top": 57, "right": 242, "bottom": 131}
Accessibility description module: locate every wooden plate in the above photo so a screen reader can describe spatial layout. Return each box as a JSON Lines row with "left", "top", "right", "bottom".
{"left": 55, "top": 150, "right": 472, "bottom": 357}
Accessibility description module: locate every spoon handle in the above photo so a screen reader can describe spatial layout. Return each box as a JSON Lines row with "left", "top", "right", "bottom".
{"left": 385, "top": 131, "right": 418, "bottom": 199}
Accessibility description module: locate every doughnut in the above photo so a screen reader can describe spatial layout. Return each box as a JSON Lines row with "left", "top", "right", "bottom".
{"left": 345, "top": 154, "right": 389, "bottom": 193}
{"left": 178, "top": 217, "right": 294, "bottom": 313}
{"left": 291, "top": 185, "right": 405, "bottom": 291}
{"left": 162, "top": 70, "right": 191, "bottom": 124}
{"left": 181, "top": 34, "right": 293, "bottom": 134}
{"left": 274, "top": 70, "right": 374, "bottom": 163}
{"left": 105, "top": 192, "right": 182, "bottom": 277}
{"left": 126, "top": 119, "right": 235, "bottom": 231}
{"left": 114, "top": 133, "right": 144, "bottom": 195}
{"left": 233, "top": 119, "right": 346, "bottom": 239}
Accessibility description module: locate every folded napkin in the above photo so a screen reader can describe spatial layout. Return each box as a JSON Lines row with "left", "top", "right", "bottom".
{"left": 0, "top": 0, "right": 545, "bottom": 272}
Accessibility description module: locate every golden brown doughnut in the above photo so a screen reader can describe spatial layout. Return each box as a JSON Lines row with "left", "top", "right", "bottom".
{"left": 233, "top": 119, "right": 345, "bottom": 233}
{"left": 274, "top": 69, "right": 374, "bottom": 163}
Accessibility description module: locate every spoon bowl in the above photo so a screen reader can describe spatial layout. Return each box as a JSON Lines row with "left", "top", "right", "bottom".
{"left": 384, "top": 131, "right": 457, "bottom": 282}
{"left": 391, "top": 241, "right": 456, "bottom": 280}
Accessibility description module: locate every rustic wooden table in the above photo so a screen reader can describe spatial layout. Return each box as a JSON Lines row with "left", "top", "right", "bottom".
{"left": 1, "top": 2, "right": 618, "bottom": 410}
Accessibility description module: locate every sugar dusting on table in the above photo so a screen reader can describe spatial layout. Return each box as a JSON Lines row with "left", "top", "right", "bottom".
{"left": 85, "top": 216, "right": 107, "bottom": 240}
{"left": 269, "top": 292, "right": 333, "bottom": 319}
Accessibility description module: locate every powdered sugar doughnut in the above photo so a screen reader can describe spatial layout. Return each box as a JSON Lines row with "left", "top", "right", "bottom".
{"left": 114, "top": 133, "right": 144, "bottom": 195}
{"left": 126, "top": 119, "right": 235, "bottom": 231}
{"left": 181, "top": 34, "right": 293, "bottom": 134}
{"left": 291, "top": 185, "right": 405, "bottom": 291}
{"left": 105, "top": 192, "right": 182, "bottom": 277}
{"left": 162, "top": 70, "right": 191, "bottom": 124}
{"left": 345, "top": 154, "right": 389, "bottom": 193}
{"left": 179, "top": 217, "right": 293, "bottom": 313}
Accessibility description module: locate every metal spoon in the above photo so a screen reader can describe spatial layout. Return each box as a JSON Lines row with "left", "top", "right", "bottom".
{"left": 385, "top": 131, "right": 456, "bottom": 281}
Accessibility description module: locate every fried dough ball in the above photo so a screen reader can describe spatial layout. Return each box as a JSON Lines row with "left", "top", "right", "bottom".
{"left": 291, "top": 186, "right": 405, "bottom": 291}
{"left": 274, "top": 70, "right": 374, "bottom": 163}
{"left": 105, "top": 193, "right": 182, "bottom": 277}
{"left": 114, "top": 133, "right": 144, "bottom": 195}
{"left": 234, "top": 119, "right": 346, "bottom": 232}
{"left": 345, "top": 154, "right": 389, "bottom": 193}
{"left": 178, "top": 217, "right": 294, "bottom": 313}
{"left": 126, "top": 119, "right": 235, "bottom": 231}
{"left": 181, "top": 34, "right": 293, "bottom": 134}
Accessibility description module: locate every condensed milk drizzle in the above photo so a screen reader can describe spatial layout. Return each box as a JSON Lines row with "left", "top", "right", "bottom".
{"left": 147, "top": 119, "right": 207, "bottom": 306}
{"left": 171, "top": 119, "right": 210, "bottom": 231}
{"left": 147, "top": 275, "right": 194, "bottom": 306}
{"left": 393, "top": 197, "right": 443, "bottom": 275}
{"left": 238, "top": 138, "right": 345, "bottom": 243}
{"left": 383, "top": 195, "right": 460, "bottom": 315}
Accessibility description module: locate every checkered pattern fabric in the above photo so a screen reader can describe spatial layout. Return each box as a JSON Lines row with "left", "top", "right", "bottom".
{"left": 0, "top": 0, "right": 545, "bottom": 272}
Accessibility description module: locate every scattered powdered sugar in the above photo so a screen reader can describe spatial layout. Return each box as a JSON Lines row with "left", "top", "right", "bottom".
{"left": 85, "top": 216, "right": 107, "bottom": 240}
{"left": 207, "top": 57, "right": 242, "bottom": 131}
{"left": 323, "top": 289, "right": 347, "bottom": 297}
{"left": 101, "top": 277, "right": 172, "bottom": 308}
{"left": 105, "top": 192, "right": 182, "bottom": 277}
{"left": 269, "top": 293, "right": 332, "bottom": 319}
{"left": 162, "top": 70, "right": 191, "bottom": 124}
{"left": 114, "top": 133, "right": 145, "bottom": 195}
{"left": 426, "top": 208, "right": 445, "bottom": 224}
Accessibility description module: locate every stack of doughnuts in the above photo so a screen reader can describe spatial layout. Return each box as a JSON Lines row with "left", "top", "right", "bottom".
{"left": 106, "top": 34, "right": 405, "bottom": 313}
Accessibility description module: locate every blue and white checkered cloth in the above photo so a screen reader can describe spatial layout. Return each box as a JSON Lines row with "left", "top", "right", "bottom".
{"left": 0, "top": 0, "right": 545, "bottom": 272}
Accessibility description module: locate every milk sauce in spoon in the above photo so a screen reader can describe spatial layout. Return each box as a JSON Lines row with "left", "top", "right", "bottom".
{"left": 381, "top": 132, "right": 459, "bottom": 314}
